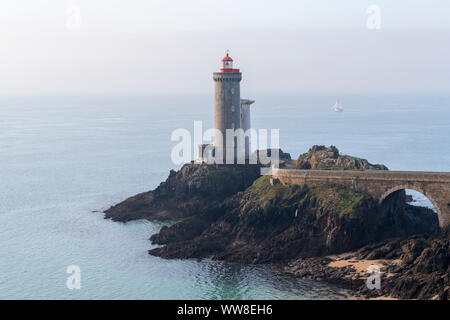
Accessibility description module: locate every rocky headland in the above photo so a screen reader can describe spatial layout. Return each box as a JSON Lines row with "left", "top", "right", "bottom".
{"left": 104, "top": 146, "right": 448, "bottom": 300}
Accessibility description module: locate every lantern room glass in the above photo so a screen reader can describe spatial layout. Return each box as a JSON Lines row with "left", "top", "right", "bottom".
{"left": 223, "top": 60, "right": 233, "bottom": 69}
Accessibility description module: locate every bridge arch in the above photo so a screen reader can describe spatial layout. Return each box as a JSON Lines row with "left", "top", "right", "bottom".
{"left": 378, "top": 184, "right": 441, "bottom": 226}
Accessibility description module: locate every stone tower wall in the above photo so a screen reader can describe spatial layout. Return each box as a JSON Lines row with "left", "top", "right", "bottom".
{"left": 213, "top": 72, "right": 242, "bottom": 160}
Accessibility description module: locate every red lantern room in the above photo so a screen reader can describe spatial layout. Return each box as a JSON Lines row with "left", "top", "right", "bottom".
{"left": 220, "top": 52, "right": 240, "bottom": 73}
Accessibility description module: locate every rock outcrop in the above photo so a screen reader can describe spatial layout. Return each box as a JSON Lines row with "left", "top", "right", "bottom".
{"left": 148, "top": 175, "right": 437, "bottom": 263}
{"left": 288, "top": 227, "right": 449, "bottom": 300}
{"left": 296, "top": 145, "right": 388, "bottom": 170}
{"left": 104, "top": 163, "right": 261, "bottom": 222}
{"left": 104, "top": 146, "right": 444, "bottom": 299}
{"left": 104, "top": 148, "right": 292, "bottom": 222}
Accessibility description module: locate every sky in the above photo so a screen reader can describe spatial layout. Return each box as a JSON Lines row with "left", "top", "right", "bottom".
{"left": 1, "top": 0, "right": 450, "bottom": 95}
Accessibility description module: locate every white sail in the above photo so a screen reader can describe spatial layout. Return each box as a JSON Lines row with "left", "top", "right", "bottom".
{"left": 333, "top": 99, "right": 343, "bottom": 112}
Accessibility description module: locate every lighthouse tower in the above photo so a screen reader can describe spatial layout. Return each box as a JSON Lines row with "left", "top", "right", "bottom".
{"left": 196, "top": 52, "right": 254, "bottom": 164}
{"left": 213, "top": 52, "right": 242, "bottom": 162}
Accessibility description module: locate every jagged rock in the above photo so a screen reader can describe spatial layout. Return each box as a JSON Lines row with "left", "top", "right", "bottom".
{"left": 104, "top": 163, "right": 261, "bottom": 222}
{"left": 288, "top": 228, "right": 449, "bottom": 300}
{"left": 149, "top": 175, "right": 437, "bottom": 264}
{"left": 105, "top": 145, "right": 444, "bottom": 299}
{"left": 297, "top": 145, "right": 388, "bottom": 170}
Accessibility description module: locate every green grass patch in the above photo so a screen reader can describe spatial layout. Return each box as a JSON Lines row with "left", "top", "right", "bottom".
{"left": 309, "top": 184, "right": 367, "bottom": 217}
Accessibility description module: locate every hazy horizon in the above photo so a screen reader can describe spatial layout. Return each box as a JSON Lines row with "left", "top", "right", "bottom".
{"left": 1, "top": 1, "right": 450, "bottom": 95}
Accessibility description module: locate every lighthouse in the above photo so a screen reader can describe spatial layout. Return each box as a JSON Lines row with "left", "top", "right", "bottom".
{"left": 196, "top": 52, "right": 255, "bottom": 164}
{"left": 213, "top": 52, "right": 242, "bottom": 162}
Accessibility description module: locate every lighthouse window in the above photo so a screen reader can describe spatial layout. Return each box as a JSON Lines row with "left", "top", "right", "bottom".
{"left": 232, "top": 122, "right": 235, "bottom": 129}
{"left": 231, "top": 88, "right": 235, "bottom": 95}
{"left": 231, "top": 105, "right": 235, "bottom": 112}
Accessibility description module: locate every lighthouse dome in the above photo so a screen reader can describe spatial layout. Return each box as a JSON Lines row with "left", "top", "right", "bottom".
{"left": 222, "top": 53, "right": 233, "bottom": 62}
{"left": 220, "top": 52, "right": 239, "bottom": 72}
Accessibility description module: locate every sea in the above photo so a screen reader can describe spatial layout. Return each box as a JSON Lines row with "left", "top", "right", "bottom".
{"left": 0, "top": 93, "right": 449, "bottom": 299}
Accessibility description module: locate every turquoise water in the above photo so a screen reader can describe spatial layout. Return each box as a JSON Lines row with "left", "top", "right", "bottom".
{"left": 0, "top": 94, "right": 449, "bottom": 299}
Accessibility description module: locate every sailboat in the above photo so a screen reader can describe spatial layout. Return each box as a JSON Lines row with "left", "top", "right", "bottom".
{"left": 333, "top": 99, "right": 343, "bottom": 112}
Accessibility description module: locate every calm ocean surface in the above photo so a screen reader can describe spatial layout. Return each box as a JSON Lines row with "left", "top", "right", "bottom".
{"left": 0, "top": 94, "right": 449, "bottom": 299}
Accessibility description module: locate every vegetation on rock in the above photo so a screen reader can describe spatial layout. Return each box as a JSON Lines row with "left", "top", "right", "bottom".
{"left": 148, "top": 170, "right": 437, "bottom": 263}
{"left": 104, "top": 146, "right": 444, "bottom": 299}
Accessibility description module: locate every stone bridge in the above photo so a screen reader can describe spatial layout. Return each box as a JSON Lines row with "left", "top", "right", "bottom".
{"left": 271, "top": 168, "right": 450, "bottom": 228}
